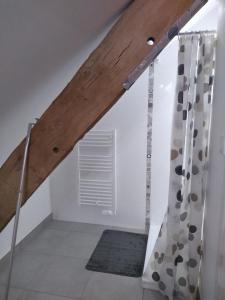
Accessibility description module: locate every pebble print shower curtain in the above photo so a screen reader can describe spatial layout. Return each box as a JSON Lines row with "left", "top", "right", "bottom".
{"left": 147, "top": 33, "right": 216, "bottom": 300}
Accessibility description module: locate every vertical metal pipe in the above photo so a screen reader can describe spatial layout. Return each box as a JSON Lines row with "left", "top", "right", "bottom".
{"left": 3, "top": 123, "right": 33, "bottom": 300}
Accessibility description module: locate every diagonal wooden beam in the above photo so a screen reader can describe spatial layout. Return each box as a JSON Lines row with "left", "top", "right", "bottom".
{"left": 0, "top": 0, "right": 207, "bottom": 231}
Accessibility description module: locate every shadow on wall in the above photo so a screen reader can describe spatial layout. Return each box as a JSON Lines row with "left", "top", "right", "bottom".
{"left": 0, "top": 0, "right": 130, "bottom": 118}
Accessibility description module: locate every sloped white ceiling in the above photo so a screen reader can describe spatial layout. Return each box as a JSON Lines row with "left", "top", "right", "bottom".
{"left": 0, "top": 0, "right": 130, "bottom": 108}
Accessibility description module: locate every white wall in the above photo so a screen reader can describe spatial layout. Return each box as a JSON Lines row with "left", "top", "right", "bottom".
{"left": 50, "top": 69, "right": 148, "bottom": 230}
{"left": 201, "top": 0, "right": 225, "bottom": 299}
{"left": 142, "top": 42, "right": 178, "bottom": 281}
{"left": 150, "top": 43, "right": 178, "bottom": 227}
{"left": 0, "top": 91, "right": 52, "bottom": 259}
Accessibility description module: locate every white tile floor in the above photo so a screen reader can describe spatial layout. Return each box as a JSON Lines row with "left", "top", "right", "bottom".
{"left": 0, "top": 220, "right": 164, "bottom": 300}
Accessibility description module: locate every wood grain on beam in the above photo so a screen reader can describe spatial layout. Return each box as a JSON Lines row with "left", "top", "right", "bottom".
{"left": 0, "top": 0, "right": 206, "bottom": 231}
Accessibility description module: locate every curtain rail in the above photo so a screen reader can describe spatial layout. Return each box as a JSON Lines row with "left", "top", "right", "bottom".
{"left": 178, "top": 30, "right": 217, "bottom": 36}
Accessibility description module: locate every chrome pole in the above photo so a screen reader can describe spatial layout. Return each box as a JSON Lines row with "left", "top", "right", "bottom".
{"left": 4, "top": 123, "right": 34, "bottom": 300}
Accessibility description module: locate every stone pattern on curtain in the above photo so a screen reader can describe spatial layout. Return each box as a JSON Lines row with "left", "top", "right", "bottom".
{"left": 147, "top": 33, "right": 216, "bottom": 300}
{"left": 146, "top": 63, "right": 154, "bottom": 231}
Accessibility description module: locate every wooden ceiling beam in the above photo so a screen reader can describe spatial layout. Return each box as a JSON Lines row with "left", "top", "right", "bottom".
{"left": 0, "top": 0, "right": 207, "bottom": 231}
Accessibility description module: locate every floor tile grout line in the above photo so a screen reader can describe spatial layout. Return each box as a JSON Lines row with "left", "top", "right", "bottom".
{"left": 0, "top": 283, "right": 81, "bottom": 299}
{"left": 19, "top": 233, "right": 101, "bottom": 252}
{"left": 80, "top": 268, "right": 95, "bottom": 299}
{"left": 46, "top": 223, "right": 146, "bottom": 235}
{"left": 0, "top": 221, "right": 147, "bottom": 300}
{"left": 42, "top": 227, "right": 104, "bottom": 236}
{"left": 0, "top": 220, "right": 145, "bottom": 265}
{"left": 20, "top": 249, "right": 95, "bottom": 262}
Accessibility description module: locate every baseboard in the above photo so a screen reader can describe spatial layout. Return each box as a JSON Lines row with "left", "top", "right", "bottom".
{"left": 0, "top": 214, "right": 52, "bottom": 264}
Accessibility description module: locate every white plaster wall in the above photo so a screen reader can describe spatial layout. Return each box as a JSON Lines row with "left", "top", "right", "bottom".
{"left": 0, "top": 185, "right": 51, "bottom": 259}
{"left": 142, "top": 41, "right": 178, "bottom": 280}
{"left": 50, "top": 69, "right": 148, "bottom": 230}
{"left": 0, "top": 89, "right": 52, "bottom": 259}
{"left": 201, "top": 0, "right": 225, "bottom": 299}
{"left": 150, "top": 42, "right": 178, "bottom": 227}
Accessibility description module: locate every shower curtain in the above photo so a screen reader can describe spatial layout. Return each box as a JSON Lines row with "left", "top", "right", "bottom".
{"left": 146, "top": 33, "right": 216, "bottom": 300}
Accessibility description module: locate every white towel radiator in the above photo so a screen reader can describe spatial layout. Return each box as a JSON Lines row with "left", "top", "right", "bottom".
{"left": 78, "top": 130, "right": 117, "bottom": 214}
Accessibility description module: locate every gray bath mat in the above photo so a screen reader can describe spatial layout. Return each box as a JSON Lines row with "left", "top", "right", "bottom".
{"left": 86, "top": 230, "right": 148, "bottom": 277}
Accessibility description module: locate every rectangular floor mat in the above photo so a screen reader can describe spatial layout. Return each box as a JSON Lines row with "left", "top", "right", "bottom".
{"left": 86, "top": 230, "right": 148, "bottom": 277}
